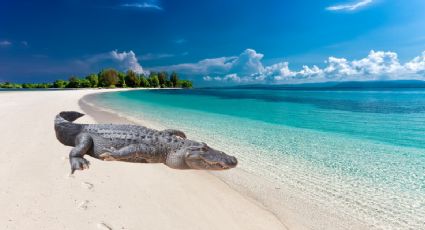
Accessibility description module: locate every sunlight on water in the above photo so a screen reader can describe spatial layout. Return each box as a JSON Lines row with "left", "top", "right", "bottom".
{"left": 92, "top": 89, "right": 425, "bottom": 229}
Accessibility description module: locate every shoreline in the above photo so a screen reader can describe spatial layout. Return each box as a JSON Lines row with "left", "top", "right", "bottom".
{"left": 0, "top": 89, "right": 285, "bottom": 230}
{"left": 79, "top": 92, "right": 290, "bottom": 228}
{"left": 80, "top": 90, "right": 369, "bottom": 230}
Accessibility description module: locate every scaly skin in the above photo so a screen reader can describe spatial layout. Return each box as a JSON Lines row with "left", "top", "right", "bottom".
{"left": 54, "top": 111, "right": 238, "bottom": 174}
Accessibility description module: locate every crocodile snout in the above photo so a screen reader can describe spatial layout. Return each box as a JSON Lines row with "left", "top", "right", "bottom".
{"left": 225, "top": 155, "right": 238, "bottom": 168}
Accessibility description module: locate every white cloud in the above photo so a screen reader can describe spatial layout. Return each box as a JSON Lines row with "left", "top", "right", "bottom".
{"left": 326, "top": 0, "right": 373, "bottom": 11}
{"left": 168, "top": 49, "right": 425, "bottom": 84}
{"left": 140, "top": 53, "right": 174, "bottom": 60}
{"left": 404, "top": 52, "right": 425, "bottom": 74}
{"left": 0, "top": 40, "right": 12, "bottom": 47}
{"left": 350, "top": 50, "right": 402, "bottom": 75}
{"left": 0, "top": 40, "right": 29, "bottom": 48}
{"left": 74, "top": 50, "right": 146, "bottom": 74}
{"left": 110, "top": 50, "right": 145, "bottom": 74}
{"left": 158, "top": 56, "right": 237, "bottom": 75}
{"left": 121, "top": 0, "right": 162, "bottom": 10}
{"left": 156, "top": 49, "right": 265, "bottom": 76}
{"left": 264, "top": 62, "right": 296, "bottom": 81}
{"left": 73, "top": 48, "right": 425, "bottom": 85}
{"left": 229, "top": 49, "right": 265, "bottom": 76}
{"left": 203, "top": 76, "right": 212, "bottom": 81}
{"left": 223, "top": 74, "right": 242, "bottom": 83}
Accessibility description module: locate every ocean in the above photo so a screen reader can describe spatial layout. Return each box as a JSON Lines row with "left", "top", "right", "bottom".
{"left": 90, "top": 88, "right": 425, "bottom": 229}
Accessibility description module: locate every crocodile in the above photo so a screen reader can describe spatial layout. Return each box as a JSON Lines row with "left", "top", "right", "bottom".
{"left": 55, "top": 111, "right": 238, "bottom": 174}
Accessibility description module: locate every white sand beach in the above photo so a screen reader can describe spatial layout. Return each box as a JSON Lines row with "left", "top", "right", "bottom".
{"left": 0, "top": 89, "right": 285, "bottom": 230}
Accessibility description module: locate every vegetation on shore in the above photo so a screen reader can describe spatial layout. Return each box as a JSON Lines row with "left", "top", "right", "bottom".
{"left": 0, "top": 69, "right": 193, "bottom": 89}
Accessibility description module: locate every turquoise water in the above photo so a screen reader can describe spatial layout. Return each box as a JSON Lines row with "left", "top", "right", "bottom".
{"left": 92, "top": 88, "right": 425, "bottom": 229}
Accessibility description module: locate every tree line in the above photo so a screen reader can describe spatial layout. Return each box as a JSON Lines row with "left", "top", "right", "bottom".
{"left": 0, "top": 69, "right": 193, "bottom": 89}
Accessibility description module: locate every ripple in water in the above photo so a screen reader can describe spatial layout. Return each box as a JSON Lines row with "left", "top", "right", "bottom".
{"left": 92, "top": 89, "right": 425, "bottom": 229}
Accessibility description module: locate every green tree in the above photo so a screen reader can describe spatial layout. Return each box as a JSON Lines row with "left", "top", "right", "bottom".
{"left": 170, "top": 72, "right": 179, "bottom": 87}
{"left": 0, "top": 82, "right": 19, "bottom": 88}
{"left": 36, "top": 83, "right": 52, "bottom": 88}
{"left": 67, "top": 76, "right": 80, "bottom": 88}
{"left": 165, "top": 80, "right": 173, "bottom": 87}
{"left": 158, "top": 71, "right": 168, "bottom": 87}
{"left": 0, "top": 70, "right": 191, "bottom": 89}
{"left": 85, "top": 74, "right": 98, "bottom": 88}
{"left": 99, "top": 69, "right": 119, "bottom": 87}
{"left": 180, "top": 80, "right": 193, "bottom": 88}
{"left": 139, "top": 75, "right": 150, "bottom": 87}
{"left": 53, "top": 80, "right": 67, "bottom": 88}
{"left": 22, "top": 83, "right": 39, "bottom": 88}
{"left": 125, "top": 70, "right": 140, "bottom": 87}
{"left": 117, "top": 72, "right": 126, "bottom": 87}
{"left": 149, "top": 72, "right": 160, "bottom": 88}
{"left": 78, "top": 79, "right": 92, "bottom": 88}
{"left": 22, "top": 83, "right": 32, "bottom": 88}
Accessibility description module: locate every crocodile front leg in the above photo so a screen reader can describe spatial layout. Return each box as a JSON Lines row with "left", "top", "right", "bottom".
{"left": 69, "top": 133, "right": 92, "bottom": 174}
{"left": 100, "top": 144, "right": 161, "bottom": 163}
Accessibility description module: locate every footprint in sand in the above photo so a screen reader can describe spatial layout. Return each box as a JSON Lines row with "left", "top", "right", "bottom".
{"left": 97, "top": 222, "right": 113, "bottom": 230}
{"left": 82, "top": 182, "right": 94, "bottom": 190}
{"left": 64, "top": 173, "right": 75, "bottom": 179}
{"left": 78, "top": 200, "right": 90, "bottom": 210}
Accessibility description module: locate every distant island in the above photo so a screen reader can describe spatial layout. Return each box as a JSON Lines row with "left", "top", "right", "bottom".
{"left": 0, "top": 68, "right": 193, "bottom": 89}
{"left": 217, "top": 80, "right": 425, "bottom": 90}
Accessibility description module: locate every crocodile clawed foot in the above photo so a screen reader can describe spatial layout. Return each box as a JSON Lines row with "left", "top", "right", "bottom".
{"left": 70, "top": 157, "right": 90, "bottom": 174}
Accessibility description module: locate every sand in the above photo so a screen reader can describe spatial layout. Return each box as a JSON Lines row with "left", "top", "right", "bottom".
{"left": 0, "top": 89, "right": 285, "bottom": 230}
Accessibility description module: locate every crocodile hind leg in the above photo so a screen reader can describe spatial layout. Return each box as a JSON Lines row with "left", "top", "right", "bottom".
{"left": 100, "top": 144, "right": 154, "bottom": 163}
{"left": 69, "top": 133, "right": 93, "bottom": 174}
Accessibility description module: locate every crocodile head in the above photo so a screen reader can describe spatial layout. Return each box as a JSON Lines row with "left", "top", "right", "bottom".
{"left": 184, "top": 143, "right": 238, "bottom": 170}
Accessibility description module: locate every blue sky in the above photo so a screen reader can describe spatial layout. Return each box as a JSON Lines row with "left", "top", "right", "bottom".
{"left": 1, "top": 0, "right": 425, "bottom": 85}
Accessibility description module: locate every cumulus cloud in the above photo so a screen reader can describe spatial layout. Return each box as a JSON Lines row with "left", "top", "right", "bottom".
{"left": 110, "top": 50, "right": 145, "bottom": 73}
{"left": 75, "top": 50, "right": 146, "bottom": 74}
{"left": 326, "top": 0, "right": 373, "bottom": 11}
{"left": 404, "top": 52, "right": 425, "bottom": 74}
{"left": 159, "top": 56, "right": 236, "bottom": 75}
{"left": 74, "top": 48, "right": 425, "bottom": 85}
{"left": 158, "top": 49, "right": 265, "bottom": 76}
{"left": 196, "top": 49, "right": 425, "bottom": 84}
{"left": 229, "top": 49, "right": 265, "bottom": 76}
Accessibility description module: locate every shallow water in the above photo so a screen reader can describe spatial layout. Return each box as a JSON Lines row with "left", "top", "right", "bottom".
{"left": 92, "top": 88, "right": 425, "bottom": 229}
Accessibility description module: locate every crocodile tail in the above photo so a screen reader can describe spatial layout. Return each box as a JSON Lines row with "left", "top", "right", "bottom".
{"left": 56, "top": 111, "right": 85, "bottom": 123}
{"left": 55, "top": 111, "right": 85, "bottom": 146}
